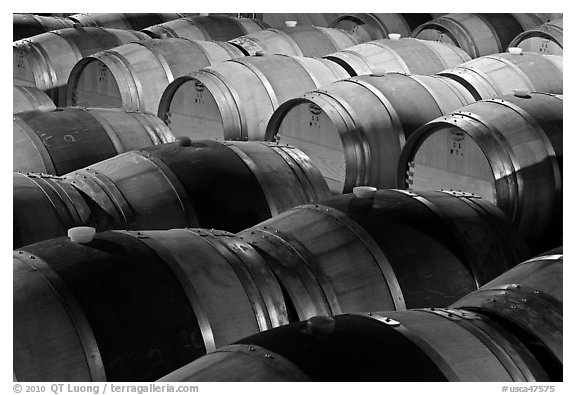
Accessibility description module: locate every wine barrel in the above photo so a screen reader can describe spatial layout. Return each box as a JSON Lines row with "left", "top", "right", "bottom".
{"left": 13, "top": 13, "right": 73, "bottom": 41}
{"left": 142, "top": 15, "right": 268, "bottom": 41}
{"left": 68, "top": 13, "right": 182, "bottom": 30}
{"left": 157, "top": 54, "right": 350, "bottom": 140}
{"left": 438, "top": 51, "right": 563, "bottom": 100}
{"left": 451, "top": 247, "right": 563, "bottom": 380}
{"left": 329, "top": 13, "right": 440, "bottom": 42}
{"left": 160, "top": 308, "right": 549, "bottom": 381}
{"left": 238, "top": 189, "right": 530, "bottom": 321}
{"left": 411, "top": 13, "right": 544, "bottom": 58}
{"left": 67, "top": 38, "right": 245, "bottom": 113}
{"left": 266, "top": 72, "right": 476, "bottom": 194}
{"left": 398, "top": 92, "right": 562, "bottom": 254}
{"left": 323, "top": 37, "right": 471, "bottom": 77}
{"left": 14, "top": 228, "right": 288, "bottom": 381}
{"left": 13, "top": 172, "right": 93, "bottom": 249}
{"left": 261, "top": 14, "right": 340, "bottom": 28}
{"left": 13, "top": 27, "right": 148, "bottom": 107}
{"left": 228, "top": 26, "right": 363, "bottom": 57}
{"left": 13, "top": 85, "right": 56, "bottom": 113}
{"left": 509, "top": 19, "right": 563, "bottom": 56}
{"left": 14, "top": 107, "right": 174, "bottom": 175}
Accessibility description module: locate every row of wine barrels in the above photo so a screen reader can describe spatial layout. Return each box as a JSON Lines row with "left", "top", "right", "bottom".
{"left": 68, "top": 13, "right": 182, "bottom": 31}
{"left": 438, "top": 50, "right": 563, "bottom": 100}
{"left": 227, "top": 26, "right": 363, "bottom": 57}
{"left": 411, "top": 13, "right": 544, "bottom": 58}
{"left": 158, "top": 54, "right": 350, "bottom": 141}
{"left": 142, "top": 15, "right": 269, "bottom": 41}
{"left": 323, "top": 37, "right": 471, "bottom": 77}
{"left": 14, "top": 140, "right": 330, "bottom": 247}
{"left": 13, "top": 27, "right": 148, "bottom": 106}
{"left": 450, "top": 247, "right": 563, "bottom": 380}
{"left": 239, "top": 189, "right": 530, "bottom": 318}
{"left": 13, "top": 85, "right": 55, "bottom": 113}
{"left": 329, "top": 13, "right": 444, "bottom": 41}
{"left": 509, "top": 19, "right": 563, "bottom": 55}
{"left": 13, "top": 13, "right": 73, "bottom": 40}
{"left": 13, "top": 107, "right": 174, "bottom": 175}
{"left": 261, "top": 14, "right": 341, "bottom": 28}
{"left": 67, "top": 38, "right": 245, "bottom": 113}
{"left": 160, "top": 247, "right": 562, "bottom": 382}
{"left": 266, "top": 72, "right": 476, "bottom": 194}
{"left": 13, "top": 228, "right": 290, "bottom": 381}
{"left": 398, "top": 92, "right": 562, "bottom": 254}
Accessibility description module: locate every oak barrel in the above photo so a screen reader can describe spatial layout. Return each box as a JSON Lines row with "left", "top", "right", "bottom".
{"left": 157, "top": 54, "right": 350, "bottom": 140}
{"left": 323, "top": 38, "right": 471, "bottom": 76}
{"left": 238, "top": 189, "right": 529, "bottom": 321}
{"left": 142, "top": 15, "right": 268, "bottom": 41}
{"left": 260, "top": 14, "right": 340, "bottom": 28}
{"left": 68, "top": 13, "right": 182, "bottom": 30}
{"left": 266, "top": 72, "right": 476, "bottom": 194}
{"left": 398, "top": 92, "right": 562, "bottom": 253}
{"left": 160, "top": 308, "right": 548, "bottom": 381}
{"left": 67, "top": 38, "right": 245, "bottom": 113}
{"left": 438, "top": 51, "right": 563, "bottom": 100}
{"left": 228, "top": 26, "right": 362, "bottom": 57}
{"left": 451, "top": 247, "right": 563, "bottom": 380}
{"left": 411, "top": 13, "right": 544, "bottom": 58}
{"left": 329, "top": 13, "right": 439, "bottom": 41}
{"left": 509, "top": 19, "right": 563, "bottom": 56}
{"left": 14, "top": 228, "right": 288, "bottom": 381}
{"left": 13, "top": 13, "right": 73, "bottom": 41}
{"left": 13, "top": 85, "right": 56, "bottom": 113}
{"left": 13, "top": 27, "right": 149, "bottom": 106}
{"left": 14, "top": 107, "right": 174, "bottom": 175}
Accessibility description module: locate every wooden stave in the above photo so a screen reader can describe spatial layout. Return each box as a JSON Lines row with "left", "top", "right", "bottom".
{"left": 13, "top": 228, "right": 288, "bottom": 381}
{"left": 13, "top": 107, "right": 174, "bottom": 176}
{"left": 157, "top": 54, "right": 350, "bottom": 141}
{"left": 509, "top": 19, "right": 563, "bottom": 55}
{"left": 329, "top": 13, "right": 436, "bottom": 41}
{"left": 261, "top": 13, "right": 340, "bottom": 28}
{"left": 397, "top": 93, "right": 562, "bottom": 251}
{"left": 13, "top": 14, "right": 74, "bottom": 41}
{"left": 13, "top": 85, "right": 56, "bottom": 113}
{"left": 68, "top": 13, "right": 182, "bottom": 30}
{"left": 266, "top": 72, "right": 476, "bottom": 194}
{"left": 66, "top": 38, "right": 245, "bottom": 113}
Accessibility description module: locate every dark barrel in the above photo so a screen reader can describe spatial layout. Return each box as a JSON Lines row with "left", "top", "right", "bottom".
{"left": 451, "top": 247, "right": 563, "bottom": 381}
{"left": 411, "top": 13, "right": 544, "bottom": 58}
{"left": 142, "top": 15, "right": 268, "bottom": 41}
{"left": 323, "top": 37, "right": 470, "bottom": 77}
{"left": 266, "top": 72, "right": 476, "bottom": 194}
{"left": 157, "top": 54, "right": 349, "bottom": 141}
{"left": 13, "top": 85, "right": 56, "bottom": 113}
{"left": 160, "top": 308, "right": 549, "bottom": 381}
{"left": 13, "top": 26, "right": 149, "bottom": 106}
{"left": 14, "top": 228, "right": 288, "bottom": 381}
{"left": 438, "top": 51, "right": 563, "bottom": 100}
{"left": 67, "top": 38, "right": 245, "bottom": 113}
{"left": 13, "top": 13, "right": 73, "bottom": 41}
{"left": 68, "top": 13, "right": 182, "bottom": 30}
{"left": 238, "top": 189, "right": 530, "bottom": 321}
{"left": 509, "top": 18, "right": 563, "bottom": 56}
{"left": 14, "top": 107, "right": 174, "bottom": 175}
{"left": 398, "top": 92, "right": 562, "bottom": 254}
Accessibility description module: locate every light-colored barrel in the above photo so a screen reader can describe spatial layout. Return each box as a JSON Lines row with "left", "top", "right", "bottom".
{"left": 13, "top": 27, "right": 148, "bottom": 106}
{"left": 14, "top": 107, "right": 174, "bottom": 175}
{"left": 67, "top": 38, "right": 245, "bottom": 113}
{"left": 438, "top": 52, "right": 563, "bottom": 99}
{"left": 323, "top": 38, "right": 471, "bottom": 77}
{"left": 13, "top": 85, "right": 56, "bottom": 113}
{"left": 13, "top": 13, "right": 73, "bottom": 40}
{"left": 398, "top": 92, "right": 562, "bottom": 253}
{"left": 509, "top": 19, "right": 563, "bottom": 55}
{"left": 261, "top": 14, "right": 340, "bottom": 28}
{"left": 157, "top": 54, "right": 350, "bottom": 140}
{"left": 411, "top": 13, "right": 544, "bottom": 58}
{"left": 68, "top": 13, "right": 182, "bottom": 30}
{"left": 228, "top": 26, "right": 363, "bottom": 57}
{"left": 142, "top": 15, "right": 268, "bottom": 41}
{"left": 266, "top": 72, "right": 476, "bottom": 193}
{"left": 14, "top": 228, "right": 288, "bottom": 381}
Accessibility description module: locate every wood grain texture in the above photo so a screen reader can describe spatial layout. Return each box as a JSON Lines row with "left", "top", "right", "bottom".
{"left": 13, "top": 85, "right": 56, "bottom": 113}
{"left": 509, "top": 19, "right": 563, "bottom": 55}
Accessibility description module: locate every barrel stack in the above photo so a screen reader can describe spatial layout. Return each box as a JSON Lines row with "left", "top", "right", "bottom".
{"left": 12, "top": 12, "right": 562, "bottom": 384}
